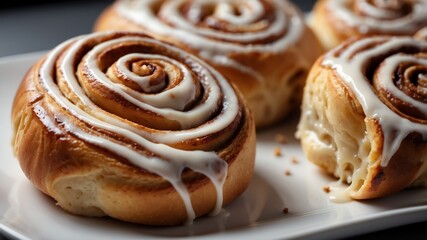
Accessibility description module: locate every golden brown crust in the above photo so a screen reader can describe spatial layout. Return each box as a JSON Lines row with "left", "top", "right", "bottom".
{"left": 310, "top": 0, "right": 345, "bottom": 50}
{"left": 94, "top": 0, "right": 324, "bottom": 128}
{"left": 298, "top": 36, "right": 427, "bottom": 199}
{"left": 361, "top": 121, "right": 427, "bottom": 198}
{"left": 12, "top": 32, "right": 256, "bottom": 225}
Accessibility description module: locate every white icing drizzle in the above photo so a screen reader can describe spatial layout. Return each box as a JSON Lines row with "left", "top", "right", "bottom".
{"left": 355, "top": 0, "right": 403, "bottom": 19}
{"left": 115, "top": 0, "right": 304, "bottom": 80}
{"left": 323, "top": 36, "right": 427, "bottom": 167}
{"left": 327, "top": 0, "right": 427, "bottom": 34}
{"left": 115, "top": 53, "right": 197, "bottom": 111}
{"left": 328, "top": 182, "right": 352, "bottom": 203}
{"left": 38, "top": 31, "right": 243, "bottom": 224}
{"left": 115, "top": 54, "right": 167, "bottom": 93}
{"left": 215, "top": 0, "right": 264, "bottom": 25}
{"left": 69, "top": 37, "right": 223, "bottom": 129}
{"left": 61, "top": 34, "right": 239, "bottom": 144}
{"left": 376, "top": 54, "right": 427, "bottom": 115}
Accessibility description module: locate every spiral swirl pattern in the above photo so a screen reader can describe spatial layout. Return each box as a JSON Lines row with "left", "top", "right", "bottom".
{"left": 36, "top": 31, "right": 245, "bottom": 223}
{"left": 323, "top": 36, "right": 427, "bottom": 166}
{"left": 327, "top": 0, "right": 427, "bottom": 35}
{"left": 114, "top": 0, "right": 304, "bottom": 78}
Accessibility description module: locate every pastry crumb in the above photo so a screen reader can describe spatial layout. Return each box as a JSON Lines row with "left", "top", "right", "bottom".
{"left": 274, "top": 147, "right": 282, "bottom": 157}
{"left": 323, "top": 186, "right": 331, "bottom": 193}
{"left": 282, "top": 207, "right": 289, "bottom": 214}
{"left": 291, "top": 157, "right": 299, "bottom": 164}
{"left": 275, "top": 134, "right": 287, "bottom": 144}
{"left": 284, "top": 170, "right": 291, "bottom": 176}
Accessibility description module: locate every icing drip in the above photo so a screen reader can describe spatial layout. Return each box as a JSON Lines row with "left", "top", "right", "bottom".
{"left": 39, "top": 31, "right": 242, "bottom": 224}
{"left": 323, "top": 36, "right": 427, "bottom": 167}
{"left": 116, "top": 0, "right": 304, "bottom": 80}
{"left": 327, "top": 0, "right": 427, "bottom": 34}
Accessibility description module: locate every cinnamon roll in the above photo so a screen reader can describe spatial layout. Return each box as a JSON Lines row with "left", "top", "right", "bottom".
{"left": 297, "top": 36, "right": 427, "bottom": 200}
{"left": 94, "top": 0, "right": 323, "bottom": 128}
{"left": 11, "top": 31, "right": 256, "bottom": 225}
{"left": 311, "top": 0, "right": 427, "bottom": 49}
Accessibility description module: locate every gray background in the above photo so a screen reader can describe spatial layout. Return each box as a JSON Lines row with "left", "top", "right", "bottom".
{"left": 0, "top": 0, "right": 426, "bottom": 239}
{"left": 0, "top": 0, "right": 317, "bottom": 57}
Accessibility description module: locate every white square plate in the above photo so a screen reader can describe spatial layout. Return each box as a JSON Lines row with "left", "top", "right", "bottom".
{"left": 1, "top": 53, "right": 426, "bottom": 240}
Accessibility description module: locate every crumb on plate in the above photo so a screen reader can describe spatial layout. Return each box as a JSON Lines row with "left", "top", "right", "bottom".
{"left": 282, "top": 207, "right": 289, "bottom": 214}
{"left": 323, "top": 185, "right": 331, "bottom": 193}
{"left": 274, "top": 147, "right": 282, "bottom": 157}
{"left": 275, "top": 134, "right": 287, "bottom": 144}
{"left": 291, "top": 157, "right": 299, "bottom": 164}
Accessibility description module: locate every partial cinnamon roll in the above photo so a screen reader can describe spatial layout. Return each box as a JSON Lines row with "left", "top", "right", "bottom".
{"left": 94, "top": 0, "right": 323, "bottom": 128}
{"left": 11, "top": 31, "right": 256, "bottom": 225}
{"left": 311, "top": 0, "right": 427, "bottom": 49}
{"left": 297, "top": 36, "right": 427, "bottom": 200}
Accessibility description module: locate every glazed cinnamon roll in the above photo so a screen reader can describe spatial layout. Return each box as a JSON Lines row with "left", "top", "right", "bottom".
{"left": 311, "top": 0, "right": 427, "bottom": 49}
{"left": 94, "top": 0, "right": 323, "bottom": 128}
{"left": 11, "top": 31, "right": 256, "bottom": 225}
{"left": 297, "top": 36, "right": 427, "bottom": 200}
